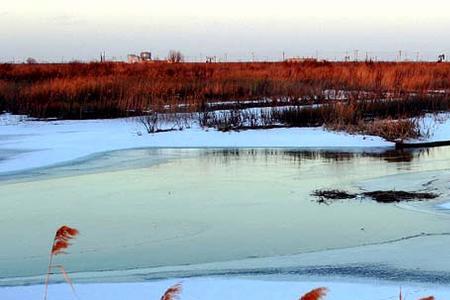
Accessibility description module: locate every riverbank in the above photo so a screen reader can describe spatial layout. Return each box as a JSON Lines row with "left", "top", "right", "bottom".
{"left": 0, "top": 113, "right": 392, "bottom": 174}
{"left": 3, "top": 112, "right": 450, "bottom": 174}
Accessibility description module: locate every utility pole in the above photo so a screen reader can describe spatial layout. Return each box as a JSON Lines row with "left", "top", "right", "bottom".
{"left": 100, "top": 51, "right": 106, "bottom": 63}
{"left": 354, "top": 50, "right": 359, "bottom": 62}
{"left": 282, "top": 51, "right": 285, "bottom": 61}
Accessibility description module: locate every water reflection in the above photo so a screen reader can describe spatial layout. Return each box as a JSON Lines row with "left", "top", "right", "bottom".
{"left": 200, "top": 147, "right": 435, "bottom": 165}
{"left": 0, "top": 146, "right": 446, "bottom": 184}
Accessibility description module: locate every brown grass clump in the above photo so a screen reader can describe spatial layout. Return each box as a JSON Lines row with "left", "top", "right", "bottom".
{"left": 328, "top": 118, "right": 422, "bottom": 141}
{"left": 269, "top": 97, "right": 449, "bottom": 141}
{"left": 160, "top": 283, "right": 183, "bottom": 300}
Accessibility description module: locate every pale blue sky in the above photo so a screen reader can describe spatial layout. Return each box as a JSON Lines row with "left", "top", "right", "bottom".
{"left": 1, "top": 0, "right": 449, "bottom": 62}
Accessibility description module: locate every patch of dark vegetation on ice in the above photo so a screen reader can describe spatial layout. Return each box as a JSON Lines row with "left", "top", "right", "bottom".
{"left": 312, "top": 189, "right": 439, "bottom": 204}
{"left": 362, "top": 190, "right": 439, "bottom": 203}
{"left": 312, "top": 189, "right": 357, "bottom": 204}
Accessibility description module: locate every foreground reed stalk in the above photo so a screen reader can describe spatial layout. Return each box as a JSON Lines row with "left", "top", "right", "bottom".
{"left": 299, "top": 287, "right": 328, "bottom": 300}
{"left": 160, "top": 283, "right": 182, "bottom": 300}
{"left": 43, "top": 225, "right": 79, "bottom": 300}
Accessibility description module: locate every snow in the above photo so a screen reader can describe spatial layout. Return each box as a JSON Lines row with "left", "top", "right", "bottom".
{"left": 439, "top": 202, "right": 450, "bottom": 210}
{"left": 0, "top": 113, "right": 393, "bottom": 174}
{"left": 1, "top": 278, "right": 448, "bottom": 300}
{"left": 425, "top": 114, "right": 450, "bottom": 142}
{"left": 407, "top": 113, "right": 450, "bottom": 143}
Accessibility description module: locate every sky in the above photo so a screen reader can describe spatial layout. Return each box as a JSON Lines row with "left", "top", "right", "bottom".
{"left": 0, "top": 0, "right": 449, "bottom": 62}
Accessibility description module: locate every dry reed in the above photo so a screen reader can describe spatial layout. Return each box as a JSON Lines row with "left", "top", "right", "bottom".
{"left": 43, "top": 225, "right": 79, "bottom": 300}
{"left": 299, "top": 287, "right": 328, "bottom": 300}
{"left": 160, "top": 283, "right": 183, "bottom": 300}
{"left": 1, "top": 61, "right": 449, "bottom": 119}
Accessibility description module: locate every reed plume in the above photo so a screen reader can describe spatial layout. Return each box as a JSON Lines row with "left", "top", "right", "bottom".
{"left": 418, "top": 297, "right": 435, "bottom": 300}
{"left": 43, "top": 225, "right": 79, "bottom": 300}
{"left": 160, "top": 283, "right": 182, "bottom": 300}
{"left": 299, "top": 287, "right": 328, "bottom": 300}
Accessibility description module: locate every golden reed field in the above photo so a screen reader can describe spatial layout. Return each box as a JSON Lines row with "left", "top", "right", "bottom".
{"left": 0, "top": 61, "right": 449, "bottom": 119}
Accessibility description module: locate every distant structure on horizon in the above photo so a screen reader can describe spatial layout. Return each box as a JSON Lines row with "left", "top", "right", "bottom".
{"left": 127, "top": 51, "right": 152, "bottom": 63}
{"left": 284, "top": 57, "right": 318, "bottom": 63}
{"left": 206, "top": 56, "right": 217, "bottom": 63}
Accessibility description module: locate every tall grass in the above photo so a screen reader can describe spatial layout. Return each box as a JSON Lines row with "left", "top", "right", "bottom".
{"left": 197, "top": 96, "right": 449, "bottom": 140}
{"left": 1, "top": 61, "right": 449, "bottom": 119}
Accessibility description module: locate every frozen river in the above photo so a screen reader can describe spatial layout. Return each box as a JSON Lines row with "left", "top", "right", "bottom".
{"left": 0, "top": 147, "right": 450, "bottom": 290}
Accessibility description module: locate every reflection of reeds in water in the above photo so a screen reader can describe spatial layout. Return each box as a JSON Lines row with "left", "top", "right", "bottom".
{"left": 199, "top": 147, "right": 433, "bottom": 167}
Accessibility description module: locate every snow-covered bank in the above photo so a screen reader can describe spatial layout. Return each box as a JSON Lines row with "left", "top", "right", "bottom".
{"left": 406, "top": 113, "right": 450, "bottom": 210}
{"left": 424, "top": 114, "right": 450, "bottom": 143}
{"left": 1, "top": 278, "right": 447, "bottom": 300}
{"left": 405, "top": 113, "right": 450, "bottom": 143}
{"left": 0, "top": 114, "right": 393, "bottom": 174}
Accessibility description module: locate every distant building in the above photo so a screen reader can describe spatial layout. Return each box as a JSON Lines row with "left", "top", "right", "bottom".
{"left": 127, "top": 54, "right": 140, "bottom": 63}
{"left": 206, "top": 56, "right": 217, "bottom": 63}
{"left": 127, "top": 51, "right": 153, "bottom": 63}
{"left": 285, "top": 57, "right": 318, "bottom": 63}
{"left": 140, "top": 51, "right": 152, "bottom": 61}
